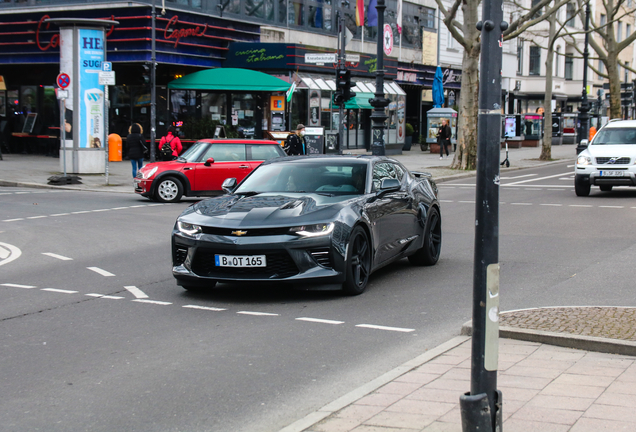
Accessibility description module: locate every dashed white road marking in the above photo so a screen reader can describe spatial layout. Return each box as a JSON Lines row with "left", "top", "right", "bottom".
{"left": 296, "top": 317, "right": 344, "bottom": 325}
{"left": 183, "top": 305, "right": 227, "bottom": 311}
{"left": 50, "top": 213, "right": 70, "bottom": 217}
{"left": 237, "top": 311, "right": 280, "bottom": 316}
{"left": 1, "top": 283, "right": 35, "bottom": 289}
{"left": 129, "top": 205, "right": 147, "bottom": 208}
{"left": 42, "top": 252, "right": 73, "bottom": 261}
{"left": 2, "top": 218, "right": 24, "bottom": 222}
{"left": 71, "top": 211, "right": 91, "bottom": 214}
{"left": 569, "top": 204, "right": 593, "bottom": 207}
{"left": 540, "top": 204, "right": 562, "bottom": 207}
{"left": 87, "top": 267, "right": 115, "bottom": 277}
{"left": 41, "top": 288, "right": 78, "bottom": 294}
{"left": 356, "top": 324, "right": 415, "bottom": 333}
{"left": 459, "top": 200, "right": 475, "bottom": 204}
{"left": 124, "top": 285, "right": 148, "bottom": 299}
{"left": 0, "top": 242, "right": 21, "bottom": 266}
{"left": 111, "top": 207, "right": 129, "bottom": 210}
{"left": 26, "top": 215, "right": 47, "bottom": 220}
{"left": 91, "top": 209, "right": 111, "bottom": 212}
{"left": 86, "top": 293, "right": 125, "bottom": 300}
{"left": 133, "top": 299, "right": 172, "bottom": 305}
{"left": 510, "top": 202, "right": 532, "bottom": 206}
{"left": 599, "top": 205, "right": 624, "bottom": 209}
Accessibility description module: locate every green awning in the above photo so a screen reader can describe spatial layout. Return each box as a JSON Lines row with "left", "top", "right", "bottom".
{"left": 333, "top": 92, "right": 375, "bottom": 110}
{"left": 167, "top": 68, "right": 291, "bottom": 92}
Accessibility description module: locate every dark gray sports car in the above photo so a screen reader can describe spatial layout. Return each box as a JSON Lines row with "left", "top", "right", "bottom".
{"left": 171, "top": 155, "right": 441, "bottom": 295}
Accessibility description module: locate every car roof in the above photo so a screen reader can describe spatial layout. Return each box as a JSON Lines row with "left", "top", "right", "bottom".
{"left": 262, "top": 154, "right": 401, "bottom": 165}
{"left": 195, "top": 139, "right": 279, "bottom": 145}
{"left": 602, "top": 119, "right": 636, "bottom": 129}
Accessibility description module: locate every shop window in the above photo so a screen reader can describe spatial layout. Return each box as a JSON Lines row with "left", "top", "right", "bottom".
{"left": 231, "top": 93, "right": 257, "bottom": 138}
{"left": 289, "top": 0, "right": 305, "bottom": 26}
{"left": 529, "top": 46, "right": 541, "bottom": 75}
{"left": 201, "top": 93, "right": 227, "bottom": 125}
{"left": 565, "top": 53, "right": 573, "bottom": 80}
{"left": 278, "top": 0, "right": 286, "bottom": 23}
{"left": 421, "top": 7, "right": 435, "bottom": 29}
{"left": 308, "top": 0, "right": 328, "bottom": 29}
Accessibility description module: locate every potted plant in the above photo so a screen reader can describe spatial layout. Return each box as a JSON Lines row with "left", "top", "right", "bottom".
{"left": 403, "top": 123, "right": 414, "bottom": 150}
{"left": 419, "top": 134, "right": 428, "bottom": 152}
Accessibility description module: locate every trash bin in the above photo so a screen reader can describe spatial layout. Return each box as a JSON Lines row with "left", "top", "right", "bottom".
{"left": 108, "top": 133, "right": 122, "bottom": 161}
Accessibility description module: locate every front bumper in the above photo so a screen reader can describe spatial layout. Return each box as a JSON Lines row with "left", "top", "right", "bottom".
{"left": 134, "top": 177, "right": 153, "bottom": 197}
{"left": 576, "top": 169, "right": 636, "bottom": 186}
{"left": 172, "top": 231, "right": 346, "bottom": 288}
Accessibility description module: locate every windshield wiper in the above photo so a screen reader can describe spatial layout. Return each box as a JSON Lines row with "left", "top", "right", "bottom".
{"left": 235, "top": 191, "right": 261, "bottom": 197}
{"left": 316, "top": 192, "right": 335, "bottom": 197}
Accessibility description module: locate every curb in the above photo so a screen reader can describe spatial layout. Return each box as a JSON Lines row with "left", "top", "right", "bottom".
{"left": 0, "top": 180, "right": 134, "bottom": 194}
{"left": 278, "top": 335, "right": 470, "bottom": 432}
{"left": 461, "top": 319, "right": 636, "bottom": 357}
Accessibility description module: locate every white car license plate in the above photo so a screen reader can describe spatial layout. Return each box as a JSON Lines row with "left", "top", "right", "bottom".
{"left": 215, "top": 255, "right": 266, "bottom": 267}
{"left": 599, "top": 170, "right": 624, "bottom": 177}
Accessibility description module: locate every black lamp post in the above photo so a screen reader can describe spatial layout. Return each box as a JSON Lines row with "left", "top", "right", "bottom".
{"left": 369, "top": 0, "right": 390, "bottom": 156}
{"left": 576, "top": 0, "right": 590, "bottom": 154}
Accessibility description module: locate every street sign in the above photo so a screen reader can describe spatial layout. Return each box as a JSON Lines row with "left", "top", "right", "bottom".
{"left": 56, "top": 89, "right": 68, "bottom": 100}
{"left": 345, "top": 54, "right": 360, "bottom": 63}
{"left": 99, "top": 71, "right": 116, "bottom": 85}
{"left": 305, "top": 53, "right": 337, "bottom": 64}
{"left": 102, "top": 61, "right": 112, "bottom": 72}
{"left": 383, "top": 24, "right": 393, "bottom": 56}
{"left": 57, "top": 72, "right": 70, "bottom": 89}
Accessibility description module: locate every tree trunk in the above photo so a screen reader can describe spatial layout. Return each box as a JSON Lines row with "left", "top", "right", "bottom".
{"left": 606, "top": 51, "right": 622, "bottom": 119}
{"left": 451, "top": 0, "right": 480, "bottom": 170}
{"left": 541, "top": 6, "right": 557, "bottom": 161}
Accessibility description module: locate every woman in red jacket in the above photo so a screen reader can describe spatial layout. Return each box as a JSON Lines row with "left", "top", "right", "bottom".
{"left": 158, "top": 126, "right": 183, "bottom": 161}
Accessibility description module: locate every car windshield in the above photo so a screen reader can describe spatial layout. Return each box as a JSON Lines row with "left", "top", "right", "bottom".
{"left": 235, "top": 161, "right": 368, "bottom": 195}
{"left": 178, "top": 141, "right": 209, "bottom": 162}
{"left": 592, "top": 128, "right": 636, "bottom": 145}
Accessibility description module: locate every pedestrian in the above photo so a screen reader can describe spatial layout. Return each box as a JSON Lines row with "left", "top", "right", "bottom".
{"left": 158, "top": 125, "right": 182, "bottom": 161}
{"left": 589, "top": 125, "right": 597, "bottom": 141}
{"left": 438, "top": 119, "right": 451, "bottom": 159}
{"left": 126, "top": 123, "right": 147, "bottom": 178}
{"left": 285, "top": 124, "right": 307, "bottom": 155}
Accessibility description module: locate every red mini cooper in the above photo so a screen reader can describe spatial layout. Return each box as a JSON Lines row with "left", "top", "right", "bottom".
{"left": 135, "top": 139, "right": 286, "bottom": 203}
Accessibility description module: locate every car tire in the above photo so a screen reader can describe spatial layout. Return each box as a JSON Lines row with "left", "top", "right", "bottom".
{"left": 408, "top": 207, "right": 442, "bottom": 266}
{"left": 342, "top": 226, "right": 372, "bottom": 296}
{"left": 156, "top": 177, "right": 183, "bottom": 203}
{"left": 574, "top": 176, "right": 591, "bottom": 197}
{"left": 182, "top": 281, "right": 216, "bottom": 292}
{"left": 599, "top": 185, "right": 613, "bottom": 192}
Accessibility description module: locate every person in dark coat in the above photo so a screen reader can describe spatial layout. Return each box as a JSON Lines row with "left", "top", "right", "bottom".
{"left": 126, "top": 123, "right": 147, "bottom": 178}
{"left": 437, "top": 119, "right": 451, "bottom": 159}
{"left": 285, "top": 124, "right": 307, "bottom": 155}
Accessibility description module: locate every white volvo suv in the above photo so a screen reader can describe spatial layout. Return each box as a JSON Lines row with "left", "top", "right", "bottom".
{"left": 574, "top": 119, "right": 636, "bottom": 196}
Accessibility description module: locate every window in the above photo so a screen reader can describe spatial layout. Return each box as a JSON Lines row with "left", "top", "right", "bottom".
{"left": 531, "top": 0, "right": 542, "bottom": 19}
{"left": 517, "top": 39, "right": 524, "bottom": 74}
{"left": 447, "top": 30, "right": 455, "bottom": 49}
{"left": 247, "top": 144, "right": 283, "bottom": 161}
{"left": 529, "top": 46, "right": 541, "bottom": 75}
{"left": 600, "top": 14, "right": 606, "bottom": 26}
{"left": 625, "top": 61, "right": 629, "bottom": 83}
{"left": 598, "top": 59, "right": 605, "bottom": 79}
{"left": 555, "top": 47, "right": 560, "bottom": 76}
{"left": 372, "top": 162, "right": 400, "bottom": 191}
{"left": 565, "top": 53, "right": 573, "bottom": 80}
{"left": 421, "top": 7, "right": 436, "bottom": 29}
{"left": 201, "top": 144, "right": 246, "bottom": 162}
{"left": 627, "top": 24, "right": 632, "bottom": 38}
{"left": 566, "top": 3, "right": 575, "bottom": 27}
{"left": 617, "top": 21, "right": 623, "bottom": 42}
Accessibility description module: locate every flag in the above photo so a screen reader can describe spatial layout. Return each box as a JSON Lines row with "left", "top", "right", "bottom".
{"left": 367, "top": 0, "right": 378, "bottom": 26}
{"left": 355, "top": 0, "right": 364, "bottom": 26}
{"left": 286, "top": 81, "right": 297, "bottom": 102}
{"left": 396, "top": 0, "right": 402, "bottom": 34}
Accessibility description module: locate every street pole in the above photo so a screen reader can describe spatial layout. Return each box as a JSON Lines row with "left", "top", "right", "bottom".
{"left": 338, "top": 14, "right": 345, "bottom": 155}
{"left": 459, "top": 0, "right": 505, "bottom": 430}
{"left": 150, "top": 0, "right": 157, "bottom": 162}
{"left": 576, "top": 0, "right": 590, "bottom": 154}
{"left": 369, "top": 0, "right": 389, "bottom": 156}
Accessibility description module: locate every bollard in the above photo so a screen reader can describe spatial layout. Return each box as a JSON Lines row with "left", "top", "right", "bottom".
{"left": 108, "top": 133, "right": 122, "bottom": 161}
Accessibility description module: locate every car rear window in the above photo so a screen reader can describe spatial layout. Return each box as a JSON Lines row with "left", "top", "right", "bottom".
{"left": 593, "top": 128, "right": 636, "bottom": 145}
{"left": 247, "top": 144, "right": 285, "bottom": 161}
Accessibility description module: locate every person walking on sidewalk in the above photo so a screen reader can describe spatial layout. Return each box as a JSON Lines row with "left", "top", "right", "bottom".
{"left": 126, "top": 123, "right": 147, "bottom": 178}
{"left": 158, "top": 126, "right": 183, "bottom": 161}
{"left": 438, "top": 119, "right": 451, "bottom": 159}
{"left": 285, "top": 124, "right": 307, "bottom": 155}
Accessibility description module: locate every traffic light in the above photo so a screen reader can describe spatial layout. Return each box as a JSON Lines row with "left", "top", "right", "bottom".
{"left": 140, "top": 63, "right": 150, "bottom": 85}
{"left": 333, "top": 89, "right": 344, "bottom": 105}
{"left": 336, "top": 69, "right": 356, "bottom": 102}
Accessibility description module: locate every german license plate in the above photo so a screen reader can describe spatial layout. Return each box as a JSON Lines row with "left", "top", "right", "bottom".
{"left": 215, "top": 255, "right": 266, "bottom": 267}
{"left": 599, "top": 171, "right": 624, "bottom": 177}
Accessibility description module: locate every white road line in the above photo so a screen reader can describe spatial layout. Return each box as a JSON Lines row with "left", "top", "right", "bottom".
{"left": 50, "top": 213, "right": 70, "bottom": 217}
{"left": 569, "top": 204, "right": 593, "bottom": 207}
{"left": 133, "top": 299, "right": 172, "bottom": 305}
{"left": 27, "top": 216, "right": 47, "bottom": 220}
{"left": 42, "top": 288, "right": 78, "bottom": 294}
{"left": 459, "top": 200, "right": 475, "bottom": 203}
{"left": 71, "top": 211, "right": 91, "bottom": 214}
{"left": 599, "top": 205, "right": 624, "bottom": 209}
{"left": 540, "top": 204, "right": 562, "bottom": 207}
{"left": 148, "top": 204, "right": 164, "bottom": 207}
{"left": 548, "top": 189, "right": 565, "bottom": 191}
{"left": 124, "top": 285, "right": 148, "bottom": 299}
{"left": 111, "top": 207, "right": 129, "bottom": 210}
{"left": 91, "top": 209, "right": 111, "bottom": 212}
{"left": 129, "top": 205, "right": 146, "bottom": 208}
{"left": 356, "top": 324, "right": 415, "bottom": 333}
{"left": 15, "top": 192, "right": 31, "bottom": 194}
{"left": 510, "top": 203, "right": 532, "bottom": 206}
{"left": 87, "top": 267, "right": 115, "bottom": 277}
{"left": 0, "top": 246, "right": 8, "bottom": 259}
{"left": 1, "top": 283, "right": 35, "bottom": 289}
{"left": 42, "top": 252, "right": 73, "bottom": 261}
{"left": 183, "top": 305, "right": 227, "bottom": 311}
{"left": 500, "top": 174, "right": 537, "bottom": 180}
{"left": 506, "top": 172, "right": 572, "bottom": 185}
{"left": 0, "top": 242, "right": 21, "bottom": 266}
{"left": 3, "top": 218, "right": 24, "bottom": 222}
{"left": 237, "top": 311, "right": 280, "bottom": 316}
{"left": 439, "top": 200, "right": 454, "bottom": 203}
{"left": 86, "top": 293, "right": 125, "bottom": 299}
{"left": 296, "top": 317, "right": 344, "bottom": 325}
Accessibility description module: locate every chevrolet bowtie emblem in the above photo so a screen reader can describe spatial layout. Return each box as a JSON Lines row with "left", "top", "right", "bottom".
{"left": 231, "top": 230, "right": 247, "bottom": 236}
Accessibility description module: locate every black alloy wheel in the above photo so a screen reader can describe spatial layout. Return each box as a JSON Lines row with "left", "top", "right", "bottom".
{"left": 156, "top": 177, "right": 184, "bottom": 203}
{"left": 574, "top": 176, "right": 591, "bottom": 197}
{"left": 408, "top": 207, "right": 442, "bottom": 266}
{"left": 342, "top": 226, "right": 372, "bottom": 295}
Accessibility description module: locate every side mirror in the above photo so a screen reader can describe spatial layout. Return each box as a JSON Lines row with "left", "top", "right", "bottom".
{"left": 204, "top": 157, "right": 215, "bottom": 167}
{"left": 377, "top": 178, "right": 401, "bottom": 194}
{"left": 579, "top": 139, "right": 589, "bottom": 148}
{"left": 221, "top": 177, "right": 237, "bottom": 194}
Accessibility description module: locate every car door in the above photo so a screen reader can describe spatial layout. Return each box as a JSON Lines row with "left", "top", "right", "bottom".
{"left": 367, "top": 162, "right": 413, "bottom": 265}
{"left": 191, "top": 143, "right": 250, "bottom": 193}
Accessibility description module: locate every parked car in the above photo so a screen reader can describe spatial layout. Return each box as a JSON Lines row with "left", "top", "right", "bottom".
{"left": 575, "top": 119, "right": 636, "bottom": 196}
{"left": 135, "top": 139, "right": 285, "bottom": 202}
{"left": 171, "top": 155, "right": 442, "bottom": 295}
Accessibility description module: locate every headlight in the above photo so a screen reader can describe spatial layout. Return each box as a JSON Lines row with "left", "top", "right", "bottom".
{"left": 177, "top": 221, "right": 202, "bottom": 236}
{"left": 577, "top": 155, "right": 591, "bottom": 166}
{"left": 142, "top": 166, "right": 158, "bottom": 179}
{"left": 289, "top": 222, "right": 334, "bottom": 237}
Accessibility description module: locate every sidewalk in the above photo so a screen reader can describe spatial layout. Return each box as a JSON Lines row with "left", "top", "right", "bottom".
{"left": 0, "top": 143, "right": 577, "bottom": 193}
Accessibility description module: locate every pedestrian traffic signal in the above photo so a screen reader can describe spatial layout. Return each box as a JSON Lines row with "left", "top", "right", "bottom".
{"left": 336, "top": 69, "right": 356, "bottom": 102}
{"left": 333, "top": 89, "right": 345, "bottom": 105}
{"left": 141, "top": 64, "right": 151, "bottom": 85}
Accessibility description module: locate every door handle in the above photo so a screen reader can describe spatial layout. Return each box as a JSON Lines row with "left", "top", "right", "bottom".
{"left": 239, "top": 165, "right": 249, "bottom": 169}
{"left": 183, "top": 167, "right": 193, "bottom": 170}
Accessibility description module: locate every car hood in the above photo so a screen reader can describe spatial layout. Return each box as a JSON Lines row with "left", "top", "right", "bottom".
{"left": 586, "top": 144, "right": 636, "bottom": 157}
{"left": 179, "top": 193, "right": 361, "bottom": 227}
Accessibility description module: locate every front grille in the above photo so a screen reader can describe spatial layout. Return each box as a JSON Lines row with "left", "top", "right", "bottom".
{"left": 191, "top": 250, "right": 299, "bottom": 279}
{"left": 596, "top": 157, "right": 631, "bottom": 165}
{"left": 309, "top": 248, "right": 333, "bottom": 268}
{"left": 200, "top": 226, "right": 291, "bottom": 236}
{"left": 174, "top": 248, "right": 188, "bottom": 265}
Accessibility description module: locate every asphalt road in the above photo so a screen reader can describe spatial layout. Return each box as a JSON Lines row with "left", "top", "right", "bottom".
{"left": 1, "top": 161, "right": 635, "bottom": 432}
